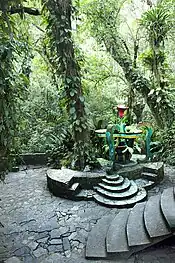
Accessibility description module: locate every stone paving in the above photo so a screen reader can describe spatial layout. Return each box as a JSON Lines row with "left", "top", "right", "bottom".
{"left": 0, "top": 165, "right": 175, "bottom": 263}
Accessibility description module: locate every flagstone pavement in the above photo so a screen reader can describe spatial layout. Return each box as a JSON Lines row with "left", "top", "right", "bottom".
{"left": 0, "top": 165, "right": 175, "bottom": 263}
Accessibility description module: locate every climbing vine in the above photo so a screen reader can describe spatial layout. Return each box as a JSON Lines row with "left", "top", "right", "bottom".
{"left": 42, "top": 0, "right": 90, "bottom": 170}
{"left": 0, "top": 10, "right": 19, "bottom": 177}
{"left": 0, "top": 0, "right": 39, "bottom": 178}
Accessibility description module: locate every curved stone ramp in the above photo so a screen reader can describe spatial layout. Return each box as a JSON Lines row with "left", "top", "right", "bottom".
{"left": 106, "top": 209, "right": 130, "bottom": 252}
{"left": 85, "top": 215, "right": 114, "bottom": 259}
{"left": 85, "top": 187, "right": 175, "bottom": 260}
{"left": 144, "top": 195, "right": 171, "bottom": 238}
{"left": 161, "top": 187, "right": 175, "bottom": 231}
{"left": 127, "top": 202, "right": 150, "bottom": 246}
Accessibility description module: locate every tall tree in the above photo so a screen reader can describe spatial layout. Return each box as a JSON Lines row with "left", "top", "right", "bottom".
{"left": 84, "top": 0, "right": 175, "bottom": 128}
{"left": 42, "top": 0, "right": 89, "bottom": 170}
{"left": 0, "top": 0, "right": 40, "bottom": 178}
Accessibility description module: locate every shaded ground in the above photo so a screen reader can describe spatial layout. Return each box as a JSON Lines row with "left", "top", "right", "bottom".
{"left": 0, "top": 164, "right": 175, "bottom": 263}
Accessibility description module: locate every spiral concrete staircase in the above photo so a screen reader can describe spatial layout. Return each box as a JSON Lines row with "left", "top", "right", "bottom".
{"left": 86, "top": 187, "right": 175, "bottom": 259}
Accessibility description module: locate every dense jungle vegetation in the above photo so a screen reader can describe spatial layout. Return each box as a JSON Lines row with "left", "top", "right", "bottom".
{"left": 1, "top": 0, "right": 175, "bottom": 178}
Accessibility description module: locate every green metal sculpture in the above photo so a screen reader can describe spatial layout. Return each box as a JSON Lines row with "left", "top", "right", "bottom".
{"left": 145, "top": 126, "right": 153, "bottom": 160}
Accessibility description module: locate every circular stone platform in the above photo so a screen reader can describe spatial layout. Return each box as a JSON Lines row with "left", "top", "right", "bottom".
{"left": 47, "top": 162, "right": 164, "bottom": 208}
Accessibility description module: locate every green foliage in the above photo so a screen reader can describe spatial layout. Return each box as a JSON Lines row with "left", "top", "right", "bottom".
{"left": 0, "top": 0, "right": 175, "bottom": 174}
{"left": 15, "top": 53, "right": 69, "bottom": 153}
{"left": 42, "top": 0, "right": 91, "bottom": 170}
{"left": 83, "top": 0, "right": 125, "bottom": 51}
{"left": 47, "top": 134, "right": 73, "bottom": 169}
{"left": 0, "top": 9, "right": 30, "bottom": 177}
{"left": 139, "top": 49, "right": 166, "bottom": 69}
{"left": 157, "top": 122, "right": 175, "bottom": 165}
{"left": 140, "top": 5, "right": 172, "bottom": 47}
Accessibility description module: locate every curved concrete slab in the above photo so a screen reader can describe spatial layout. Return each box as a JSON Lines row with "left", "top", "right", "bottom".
{"left": 106, "top": 209, "right": 130, "bottom": 252}
{"left": 161, "top": 187, "right": 175, "bottom": 231}
{"left": 86, "top": 215, "right": 114, "bottom": 258}
{"left": 127, "top": 202, "right": 150, "bottom": 246}
{"left": 144, "top": 195, "right": 171, "bottom": 238}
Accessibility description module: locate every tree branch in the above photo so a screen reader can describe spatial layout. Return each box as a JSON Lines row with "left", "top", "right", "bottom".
{"left": 32, "top": 23, "right": 45, "bottom": 33}
{"left": 9, "top": 7, "right": 40, "bottom": 16}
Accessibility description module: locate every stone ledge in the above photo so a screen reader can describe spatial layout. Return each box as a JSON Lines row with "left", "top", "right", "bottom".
{"left": 47, "top": 162, "right": 164, "bottom": 202}
{"left": 47, "top": 168, "right": 106, "bottom": 199}
{"left": 118, "top": 162, "right": 164, "bottom": 183}
{"left": 13, "top": 153, "right": 48, "bottom": 165}
{"left": 142, "top": 162, "right": 164, "bottom": 182}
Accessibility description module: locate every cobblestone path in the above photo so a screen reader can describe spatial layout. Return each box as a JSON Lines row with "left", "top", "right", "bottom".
{"left": 0, "top": 166, "right": 175, "bottom": 263}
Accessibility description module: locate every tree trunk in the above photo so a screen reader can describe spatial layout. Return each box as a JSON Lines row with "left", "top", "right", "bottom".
{"left": 44, "top": 0, "right": 89, "bottom": 170}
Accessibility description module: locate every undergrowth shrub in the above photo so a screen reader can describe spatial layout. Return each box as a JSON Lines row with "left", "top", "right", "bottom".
{"left": 161, "top": 122, "right": 175, "bottom": 165}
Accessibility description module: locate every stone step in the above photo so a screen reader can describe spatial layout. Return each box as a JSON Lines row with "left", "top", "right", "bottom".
{"left": 143, "top": 181, "right": 156, "bottom": 190}
{"left": 93, "top": 188, "right": 147, "bottom": 208}
{"left": 95, "top": 181, "right": 138, "bottom": 200}
{"left": 68, "top": 182, "right": 81, "bottom": 195}
{"left": 75, "top": 189, "right": 94, "bottom": 201}
{"left": 85, "top": 215, "right": 114, "bottom": 259}
{"left": 69, "top": 182, "right": 79, "bottom": 191}
{"left": 161, "top": 187, "right": 175, "bottom": 231}
{"left": 85, "top": 187, "right": 175, "bottom": 260}
{"left": 135, "top": 178, "right": 155, "bottom": 190}
{"left": 98, "top": 178, "right": 131, "bottom": 193}
{"left": 141, "top": 172, "right": 157, "bottom": 182}
{"left": 106, "top": 209, "right": 130, "bottom": 253}
{"left": 128, "top": 234, "right": 173, "bottom": 258}
{"left": 102, "top": 176, "right": 124, "bottom": 186}
{"left": 144, "top": 195, "right": 171, "bottom": 238}
{"left": 106, "top": 174, "right": 120, "bottom": 181}
{"left": 127, "top": 202, "right": 151, "bottom": 246}
{"left": 142, "top": 162, "right": 164, "bottom": 175}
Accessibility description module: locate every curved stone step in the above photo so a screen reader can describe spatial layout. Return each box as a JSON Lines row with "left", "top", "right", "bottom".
{"left": 135, "top": 178, "right": 155, "bottom": 190}
{"left": 95, "top": 181, "right": 138, "bottom": 200}
{"left": 93, "top": 188, "right": 147, "bottom": 208}
{"left": 161, "top": 187, "right": 175, "bottom": 231}
{"left": 98, "top": 178, "right": 131, "bottom": 193}
{"left": 141, "top": 172, "right": 157, "bottom": 182}
{"left": 106, "top": 174, "right": 120, "bottom": 181}
{"left": 85, "top": 215, "right": 114, "bottom": 259}
{"left": 102, "top": 176, "right": 124, "bottom": 186}
{"left": 143, "top": 181, "right": 156, "bottom": 190}
{"left": 69, "top": 182, "right": 80, "bottom": 193}
{"left": 144, "top": 195, "right": 171, "bottom": 238}
{"left": 75, "top": 189, "right": 94, "bottom": 201}
{"left": 127, "top": 202, "right": 150, "bottom": 246}
{"left": 106, "top": 209, "right": 130, "bottom": 252}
